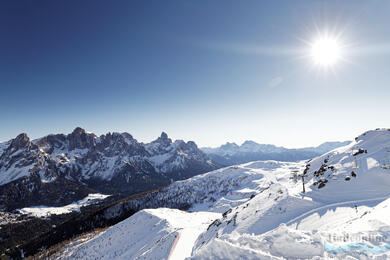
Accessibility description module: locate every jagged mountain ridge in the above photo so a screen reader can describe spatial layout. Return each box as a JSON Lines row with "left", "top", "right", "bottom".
{"left": 0, "top": 127, "right": 217, "bottom": 210}
{"left": 202, "top": 140, "right": 351, "bottom": 166}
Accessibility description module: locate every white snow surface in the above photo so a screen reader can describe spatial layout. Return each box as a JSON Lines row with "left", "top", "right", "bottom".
{"left": 58, "top": 129, "right": 390, "bottom": 259}
{"left": 17, "top": 193, "right": 109, "bottom": 217}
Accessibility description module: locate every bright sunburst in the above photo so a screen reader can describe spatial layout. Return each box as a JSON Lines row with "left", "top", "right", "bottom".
{"left": 310, "top": 35, "right": 342, "bottom": 67}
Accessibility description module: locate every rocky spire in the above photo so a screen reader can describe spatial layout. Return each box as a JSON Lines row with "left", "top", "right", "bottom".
{"left": 160, "top": 132, "right": 168, "bottom": 139}
{"left": 71, "top": 127, "right": 86, "bottom": 136}
{"left": 68, "top": 127, "right": 95, "bottom": 150}
{"left": 9, "top": 133, "right": 30, "bottom": 150}
{"left": 155, "top": 132, "right": 172, "bottom": 146}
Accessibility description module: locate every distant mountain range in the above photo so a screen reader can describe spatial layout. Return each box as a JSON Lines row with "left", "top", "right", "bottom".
{"left": 201, "top": 140, "right": 351, "bottom": 166}
{"left": 0, "top": 128, "right": 217, "bottom": 210}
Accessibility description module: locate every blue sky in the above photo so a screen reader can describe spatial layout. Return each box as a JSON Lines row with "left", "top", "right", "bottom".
{"left": 1, "top": 0, "right": 390, "bottom": 147}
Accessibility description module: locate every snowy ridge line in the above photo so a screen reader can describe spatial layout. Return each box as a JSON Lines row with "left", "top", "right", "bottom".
{"left": 286, "top": 195, "right": 390, "bottom": 226}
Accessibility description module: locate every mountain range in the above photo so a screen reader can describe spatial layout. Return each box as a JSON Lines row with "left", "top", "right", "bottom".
{"left": 0, "top": 127, "right": 217, "bottom": 210}
{"left": 201, "top": 140, "right": 350, "bottom": 165}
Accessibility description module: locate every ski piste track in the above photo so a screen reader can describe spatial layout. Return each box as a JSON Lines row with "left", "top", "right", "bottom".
{"left": 168, "top": 231, "right": 181, "bottom": 260}
{"left": 286, "top": 195, "right": 390, "bottom": 227}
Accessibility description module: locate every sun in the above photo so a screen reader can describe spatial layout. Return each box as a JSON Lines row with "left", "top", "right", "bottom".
{"left": 310, "top": 36, "right": 342, "bottom": 67}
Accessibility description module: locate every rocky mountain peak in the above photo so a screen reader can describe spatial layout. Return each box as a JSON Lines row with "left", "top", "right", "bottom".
{"left": 160, "top": 132, "right": 169, "bottom": 140}
{"left": 120, "top": 132, "right": 134, "bottom": 141}
{"left": 71, "top": 127, "right": 86, "bottom": 136}
{"left": 10, "top": 133, "right": 30, "bottom": 150}
{"left": 155, "top": 132, "right": 172, "bottom": 146}
{"left": 186, "top": 141, "right": 198, "bottom": 149}
{"left": 68, "top": 127, "right": 95, "bottom": 150}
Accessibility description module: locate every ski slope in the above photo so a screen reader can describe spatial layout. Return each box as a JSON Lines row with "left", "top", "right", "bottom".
{"left": 64, "top": 208, "right": 219, "bottom": 259}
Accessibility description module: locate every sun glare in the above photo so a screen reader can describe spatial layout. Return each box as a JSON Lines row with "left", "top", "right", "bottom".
{"left": 310, "top": 36, "right": 342, "bottom": 67}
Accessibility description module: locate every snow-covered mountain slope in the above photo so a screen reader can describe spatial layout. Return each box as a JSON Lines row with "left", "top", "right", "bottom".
{"left": 69, "top": 129, "right": 390, "bottom": 259}
{"left": 202, "top": 140, "right": 350, "bottom": 166}
{"left": 101, "top": 160, "right": 306, "bottom": 218}
{"left": 0, "top": 128, "right": 217, "bottom": 210}
{"left": 0, "top": 134, "right": 50, "bottom": 185}
{"left": 146, "top": 132, "right": 214, "bottom": 179}
{"left": 304, "top": 129, "right": 390, "bottom": 202}
{"left": 192, "top": 129, "right": 390, "bottom": 259}
{"left": 63, "top": 208, "right": 219, "bottom": 260}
